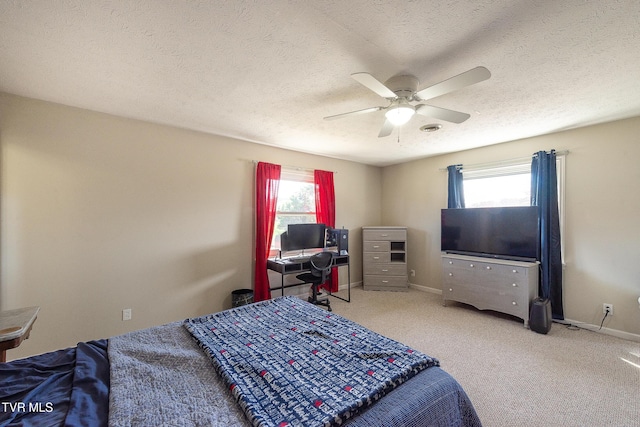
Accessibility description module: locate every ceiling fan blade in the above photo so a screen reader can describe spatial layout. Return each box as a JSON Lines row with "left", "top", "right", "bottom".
{"left": 415, "top": 104, "right": 471, "bottom": 123}
{"left": 351, "top": 72, "right": 397, "bottom": 99}
{"left": 323, "top": 106, "right": 383, "bottom": 121}
{"left": 414, "top": 66, "right": 491, "bottom": 101}
{"left": 378, "top": 118, "right": 395, "bottom": 137}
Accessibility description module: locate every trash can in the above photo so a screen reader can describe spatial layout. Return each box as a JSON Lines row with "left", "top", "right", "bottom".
{"left": 231, "top": 289, "right": 254, "bottom": 307}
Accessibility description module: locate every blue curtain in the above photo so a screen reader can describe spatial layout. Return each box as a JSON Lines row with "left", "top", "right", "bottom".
{"left": 531, "top": 150, "right": 564, "bottom": 320}
{"left": 447, "top": 165, "right": 465, "bottom": 208}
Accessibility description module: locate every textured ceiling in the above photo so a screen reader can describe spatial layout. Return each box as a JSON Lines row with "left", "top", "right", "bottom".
{"left": 1, "top": 1, "right": 639, "bottom": 166}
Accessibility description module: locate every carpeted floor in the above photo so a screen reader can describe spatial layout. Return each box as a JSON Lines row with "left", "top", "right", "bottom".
{"left": 327, "top": 287, "right": 640, "bottom": 427}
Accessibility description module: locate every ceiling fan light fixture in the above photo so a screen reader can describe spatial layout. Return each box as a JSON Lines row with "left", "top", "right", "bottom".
{"left": 385, "top": 102, "right": 415, "bottom": 126}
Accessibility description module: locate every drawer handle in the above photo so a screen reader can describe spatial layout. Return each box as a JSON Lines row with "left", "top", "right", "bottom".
{"left": 382, "top": 269, "right": 389, "bottom": 272}
{"left": 512, "top": 301, "right": 517, "bottom": 306}
{"left": 449, "top": 288, "right": 453, "bottom": 292}
{"left": 381, "top": 234, "right": 389, "bottom": 237}
{"left": 469, "top": 264, "right": 474, "bottom": 268}
{"left": 448, "top": 273, "right": 453, "bottom": 276}
{"left": 382, "top": 280, "right": 389, "bottom": 283}
{"left": 512, "top": 269, "right": 518, "bottom": 273}
{"left": 486, "top": 266, "right": 491, "bottom": 270}
{"left": 373, "top": 256, "right": 380, "bottom": 260}
{"left": 512, "top": 283, "right": 518, "bottom": 287}
{"left": 373, "top": 245, "right": 380, "bottom": 248}
{"left": 449, "top": 261, "right": 453, "bottom": 264}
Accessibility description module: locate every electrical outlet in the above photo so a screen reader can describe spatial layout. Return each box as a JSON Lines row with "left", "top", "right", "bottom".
{"left": 410, "top": 269, "right": 416, "bottom": 277}
{"left": 603, "top": 303, "right": 613, "bottom": 316}
{"left": 122, "top": 308, "right": 132, "bottom": 321}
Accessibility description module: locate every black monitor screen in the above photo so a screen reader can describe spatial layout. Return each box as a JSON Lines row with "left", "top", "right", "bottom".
{"left": 285, "top": 223, "right": 326, "bottom": 251}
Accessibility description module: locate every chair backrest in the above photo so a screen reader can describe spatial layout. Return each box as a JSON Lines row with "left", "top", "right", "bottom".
{"left": 309, "top": 252, "right": 333, "bottom": 281}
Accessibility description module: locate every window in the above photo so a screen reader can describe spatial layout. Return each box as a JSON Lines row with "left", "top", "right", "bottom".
{"left": 271, "top": 168, "right": 316, "bottom": 251}
{"left": 462, "top": 157, "right": 565, "bottom": 213}
{"left": 461, "top": 155, "right": 566, "bottom": 261}
{"left": 463, "top": 163, "right": 532, "bottom": 208}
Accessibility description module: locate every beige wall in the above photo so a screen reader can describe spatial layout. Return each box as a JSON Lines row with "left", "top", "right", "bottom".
{"left": 0, "top": 93, "right": 381, "bottom": 359}
{"left": 382, "top": 116, "right": 640, "bottom": 338}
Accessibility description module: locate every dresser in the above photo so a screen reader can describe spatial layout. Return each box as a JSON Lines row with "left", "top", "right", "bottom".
{"left": 441, "top": 253, "right": 538, "bottom": 327}
{"left": 362, "top": 226, "right": 408, "bottom": 291}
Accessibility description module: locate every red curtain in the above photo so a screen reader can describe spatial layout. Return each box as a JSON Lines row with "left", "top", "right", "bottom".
{"left": 314, "top": 169, "right": 338, "bottom": 292}
{"left": 254, "top": 162, "right": 281, "bottom": 302}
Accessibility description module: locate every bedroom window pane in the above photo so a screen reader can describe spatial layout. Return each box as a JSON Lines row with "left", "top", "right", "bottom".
{"left": 271, "top": 169, "right": 316, "bottom": 251}
{"left": 463, "top": 173, "right": 531, "bottom": 207}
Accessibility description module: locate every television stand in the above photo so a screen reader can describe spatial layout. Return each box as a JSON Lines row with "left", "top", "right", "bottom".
{"left": 441, "top": 253, "right": 539, "bottom": 328}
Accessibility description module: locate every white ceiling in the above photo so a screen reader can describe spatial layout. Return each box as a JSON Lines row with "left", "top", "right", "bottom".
{"left": 1, "top": 1, "right": 639, "bottom": 166}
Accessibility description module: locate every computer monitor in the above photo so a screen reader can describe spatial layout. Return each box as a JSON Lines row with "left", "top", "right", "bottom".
{"left": 284, "top": 223, "right": 326, "bottom": 252}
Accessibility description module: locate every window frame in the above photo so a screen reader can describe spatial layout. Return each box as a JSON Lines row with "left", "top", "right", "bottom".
{"left": 270, "top": 168, "right": 316, "bottom": 254}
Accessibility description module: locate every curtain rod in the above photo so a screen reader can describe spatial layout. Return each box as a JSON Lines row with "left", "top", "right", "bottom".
{"left": 438, "top": 150, "right": 569, "bottom": 172}
{"left": 251, "top": 160, "right": 337, "bottom": 174}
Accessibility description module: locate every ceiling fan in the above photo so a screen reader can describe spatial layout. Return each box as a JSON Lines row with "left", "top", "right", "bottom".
{"left": 324, "top": 66, "right": 491, "bottom": 137}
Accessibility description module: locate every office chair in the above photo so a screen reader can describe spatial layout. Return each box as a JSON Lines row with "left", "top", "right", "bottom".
{"left": 296, "top": 251, "right": 333, "bottom": 311}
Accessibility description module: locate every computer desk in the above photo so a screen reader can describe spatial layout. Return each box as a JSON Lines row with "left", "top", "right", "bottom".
{"left": 267, "top": 252, "right": 351, "bottom": 302}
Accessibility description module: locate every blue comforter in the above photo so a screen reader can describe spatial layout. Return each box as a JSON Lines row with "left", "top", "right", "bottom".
{"left": 0, "top": 340, "right": 109, "bottom": 426}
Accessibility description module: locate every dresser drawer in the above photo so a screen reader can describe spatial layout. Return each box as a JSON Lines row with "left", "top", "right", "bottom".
{"left": 443, "top": 267, "right": 528, "bottom": 292}
{"left": 363, "top": 229, "right": 406, "bottom": 241}
{"left": 364, "top": 275, "right": 408, "bottom": 291}
{"left": 363, "top": 241, "right": 391, "bottom": 252}
{"left": 363, "top": 252, "right": 391, "bottom": 263}
{"left": 444, "top": 257, "right": 531, "bottom": 277}
{"left": 364, "top": 263, "right": 406, "bottom": 276}
{"left": 442, "top": 265, "right": 475, "bottom": 285}
{"left": 444, "top": 283, "right": 528, "bottom": 318}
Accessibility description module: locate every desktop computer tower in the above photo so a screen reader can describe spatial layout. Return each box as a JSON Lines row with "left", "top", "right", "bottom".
{"left": 327, "top": 228, "right": 349, "bottom": 255}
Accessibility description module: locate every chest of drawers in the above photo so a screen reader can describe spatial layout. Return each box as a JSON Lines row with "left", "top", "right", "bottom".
{"left": 442, "top": 253, "right": 538, "bottom": 327}
{"left": 362, "top": 226, "right": 408, "bottom": 291}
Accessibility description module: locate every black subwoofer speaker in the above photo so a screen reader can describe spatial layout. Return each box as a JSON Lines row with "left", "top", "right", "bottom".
{"left": 529, "top": 297, "right": 552, "bottom": 334}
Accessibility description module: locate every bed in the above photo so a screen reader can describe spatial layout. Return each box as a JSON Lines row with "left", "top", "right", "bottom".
{"left": 1, "top": 296, "right": 481, "bottom": 426}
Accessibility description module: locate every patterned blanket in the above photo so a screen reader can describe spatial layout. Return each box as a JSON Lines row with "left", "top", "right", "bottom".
{"left": 184, "top": 296, "right": 439, "bottom": 427}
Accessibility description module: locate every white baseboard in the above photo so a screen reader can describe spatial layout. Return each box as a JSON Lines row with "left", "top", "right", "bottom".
{"left": 555, "top": 318, "right": 640, "bottom": 343}
{"left": 409, "top": 283, "right": 442, "bottom": 295}
{"left": 338, "top": 281, "right": 362, "bottom": 291}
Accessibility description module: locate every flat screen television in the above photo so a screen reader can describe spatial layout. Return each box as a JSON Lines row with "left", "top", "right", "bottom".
{"left": 282, "top": 223, "right": 326, "bottom": 252}
{"left": 441, "top": 206, "right": 539, "bottom": 261}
